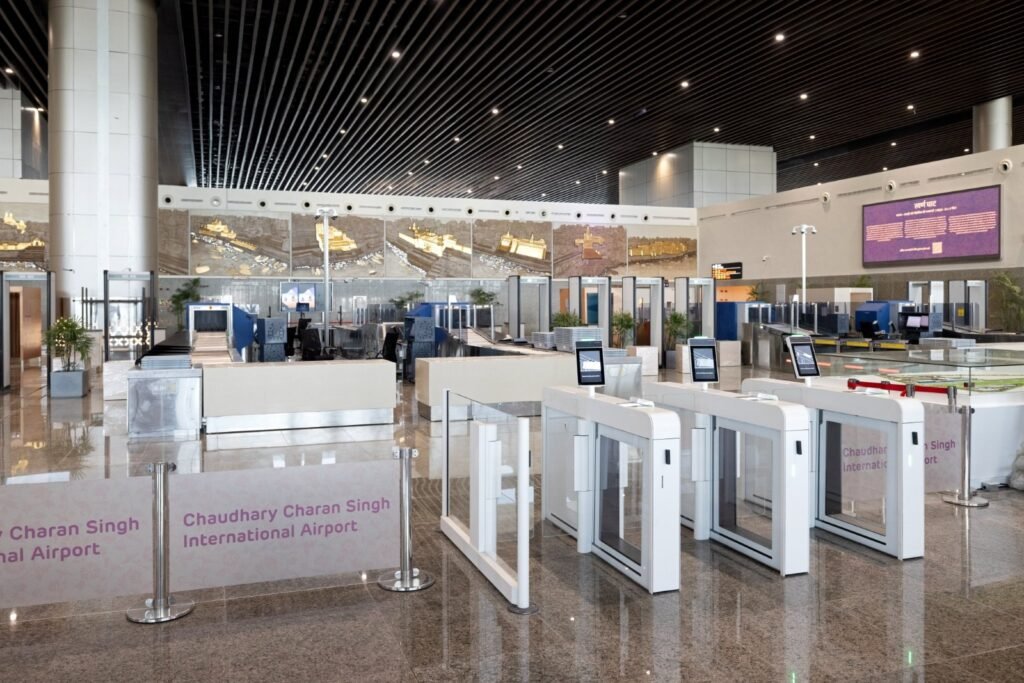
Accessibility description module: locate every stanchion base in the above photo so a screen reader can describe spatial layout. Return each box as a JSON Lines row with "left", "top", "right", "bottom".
{"left": 941, "top": 493, "right": 990, "bottom": 508}
{"left": 508, "top": 602, "right": 539, "bottom": 615}
{"left": 377, "top": 568, "right": 435, "bottom": 592}
{"left": 126, "top": 598, "right": 195, "bottom": 624}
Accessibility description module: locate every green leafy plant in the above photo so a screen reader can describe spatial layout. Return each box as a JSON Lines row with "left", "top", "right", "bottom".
{"left": 853, "top": 274, "right": 873, "bottom": 288}
{"left": 170, "top": 278, "right": 201, "bottom": 329}
{"left": 611, "top": 311, "right": 636, "bottom": 348}
{"left": 468, "top": 287, "right": 498, "bottom": 306}
{"left": 992, "top": 272, "right": 1024, "bottom": 333}
{"left": 664, "top": 311, "right": 693, "bottom": 344}
{"left": 551, "top": 311, "right": 582, "bottom": 329}
{"left": 747, "top": 281, "right": 769, "bottom": 302}
{"left": 44, "top": 317, "right": 94, "bottom": 372}
{"left": 390, "top": 290, "right": 423, "bottom": 312}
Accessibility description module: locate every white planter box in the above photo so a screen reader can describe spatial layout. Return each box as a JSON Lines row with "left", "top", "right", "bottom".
{"left": 627, "top": 346, "right": 660, "bottom": 376}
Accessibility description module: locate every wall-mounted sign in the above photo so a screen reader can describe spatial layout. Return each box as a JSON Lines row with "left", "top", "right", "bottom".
{"left": 711, "top": 262, "right": 743, "bottom": 280}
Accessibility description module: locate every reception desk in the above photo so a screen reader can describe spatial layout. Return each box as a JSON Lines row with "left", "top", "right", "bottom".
{"left": 416, "top": 354, "right": 577, "bottom": 420}
{"left": 203, "top": 360, "right": 396, "bottom": 433}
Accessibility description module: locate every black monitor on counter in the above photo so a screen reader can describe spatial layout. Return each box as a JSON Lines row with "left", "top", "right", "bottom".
{"left": 575, "top": 347, "right": 605, "bottom": 387}
{"left": 786, "top": 335, "right": 820, "bottom": 379}
{"left": 688, "top": 338, "right": 719, "bottom": 384}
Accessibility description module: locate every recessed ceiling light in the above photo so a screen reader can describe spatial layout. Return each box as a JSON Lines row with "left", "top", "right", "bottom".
{"left": 302, "top": 182, "right": 308, "bottom": 186}
{"left": 516, "top": 164, "right": 522, "bottom": 169}
{"left": 575, "top": 180, "right": 580, "bottom": 184}
{"left": 817, "top": 182, "right": 822, "bottom": 186}
{"left": 314, "top": 166, "right": 320, "bottom": 171}
{"left": 910, "top": 50, "right": 920, "bottom": 58}
{"left": 882, "top": 167, "right": 888, "bottom": 171}
{"left": 680, "top": 81, "right": 689, "bottom": 88}
{"left": 608, "top": 118, "right": 615, "bottom": 125}
{"left": 214, "top": 33, "right": 223, "bottom": 38}
{"left": 557, "top": 144, "right": 564, "bottom": 149}
{"left": 321, "top": 153, "right": 329, "bottom": 159}
{"left": 713, "top": 127, "right": 720, "bottom": 133}
{"left": 602, "top": 170, "right": 608, "bottom": 174}
{"left": 890, "top": 141, "right": 897, "bottom": 147}
{"left": 494, "top": 175, "right": 500, "bottom": 180}
{"left": 813, "top": 162, "right": 819, "bottom": 167}
{"left": 964, "top": 147, "right": 970, "bottom": 153}
{"left": 491, "top": 107, "right": 499, "bottom": 115}
{"left": 387, "top": 185, "right": 393, "bottom": 190}
{"left": 407, "top": 171, "right": 413, "bottom": 176}
{"left": 799, "top": 93, "right": 808, "bottom": 100}
{"left": 360, "top": 97, "right": 368, "bottom": 104}
{"left": 423, "top": 159, "right": 430, "bottom": 164}
{"left": 467, "top": 189, "right": 472, "bottom": 194}
{"left": 339, "top": 129, "right": 346, "bottom": 135}
{"left": 541, "top": 193, "right": 547, "bottom": 197}
{"left": 4, "top": 67, "right": 13, "bottom": 75}
{"left": 652, "top": 151, "right": 658, "bottom": 156}
{"left": 907, "top": 104, "right": 915, "bottom": 110}
{"left": 775, "top": 33, "right": 785, "bottom": 42}
{"left": 391, "top": 50, "right": 401, "bottom": 59}
{"left": 453, "top": 136, "right": 460, "bottom": 142}
{"left": 809, "top": 134, "right": 815, "bottom": 140}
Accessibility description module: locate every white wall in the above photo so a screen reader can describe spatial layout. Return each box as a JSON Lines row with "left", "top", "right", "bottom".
{"left": 697, "top": 145, "right": 1024, "bottom": 281}
{"left": 0, "top": 86, "right": 22, "bottom": 178}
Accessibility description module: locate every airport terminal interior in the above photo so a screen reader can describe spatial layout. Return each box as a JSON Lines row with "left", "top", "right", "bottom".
{"left": 5, "top": 1, "right": 1024, "bottom": 681}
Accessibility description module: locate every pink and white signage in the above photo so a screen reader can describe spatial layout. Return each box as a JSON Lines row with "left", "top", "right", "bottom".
{"left": 0, "top": 459, "right": 400, "bottom": 608}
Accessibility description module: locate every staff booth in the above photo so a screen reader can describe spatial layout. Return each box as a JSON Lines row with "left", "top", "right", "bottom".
{"left": 674, "top": 277, "right": 715, "bottom": 337}
{"left": 1, "top": 271, "right": 54, "bottom": 390}
{"left": 741, "top": 378, "right": 925, "bottom": 560}
{"left": 948, "top": 279, "right": 986, "bottom": 333}
{"left": 644, "top": 381, "right": 811, "bottom": 576}
{"left": 907, "top": 280, "right": 944, "bottom": 334}
{"left": 507, "top": 275, "right": 551, "bottom": 340}
{"left": 542, "top": 386, "right": 680, "bottom": 593}
{"left": 622, "top": 277, "right": 664, "bottom": 350}
{"left": 568, "top": 275, "right": 611, "bottom": 348}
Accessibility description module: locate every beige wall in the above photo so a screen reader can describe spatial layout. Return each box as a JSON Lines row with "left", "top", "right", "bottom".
{"left": 697, "top": 146, "right": 1024, "bottom": 289}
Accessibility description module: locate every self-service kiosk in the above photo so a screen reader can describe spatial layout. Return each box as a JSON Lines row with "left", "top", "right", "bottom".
{"left": 543, "top": 348, "right": 680, "bottom": 593}
{"left": 743, "top": 348, "right": 925, "bottom": 560}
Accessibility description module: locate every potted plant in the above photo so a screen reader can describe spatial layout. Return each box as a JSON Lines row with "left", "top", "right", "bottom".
{"left": 169, "top": 278, "right": 201, "bottom": 330}
{"left": 747, "top": 281, "right": 769, "bottom": 302}
{"left": 664, "top": 310, "right": 692, "bottom": 369}
{"left": 468, "top": 287, "right": 498, "bottom": 307}
{"left": 611, "top": 311, "right": 636, "bottom": 349}
{"left": 44, "top": 317, "right": 95, "bottom": 398}
{"left": 551, "top": 311, "right": 582, "bottom": 329}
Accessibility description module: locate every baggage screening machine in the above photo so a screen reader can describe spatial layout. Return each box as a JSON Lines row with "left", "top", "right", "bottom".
{"left": 542, "top": 347, "right": 681, "bottom": 593}
{"left": 646, "top": 341, "right": 811, "bottom": 576}
{"left": 568, "top": 275, "right": 611, "bottom": 348}
{"left": 741, "top": 336, "right": 925, "bottom": 560}
{"left": 507, "top": 275, "right": 551, "bottom": 340}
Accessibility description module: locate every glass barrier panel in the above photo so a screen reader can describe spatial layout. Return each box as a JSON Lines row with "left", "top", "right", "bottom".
{"left": 596, "top": 432, "right": 644, "bottom": 567}
{"left": 821, "top": 415, "right": 889, "bottom": 538}
{"left": 716, "top": 426, "right": 774, "bottom": 551}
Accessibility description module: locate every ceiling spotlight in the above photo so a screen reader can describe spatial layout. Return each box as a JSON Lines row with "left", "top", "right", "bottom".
{"left": 608, "top": 118, "right": 615, "bottom": 125}
{"left": 817, "top": 182, "right": 822, "bottom": 186}
{"left": 652, "top": 151, "right": 658, "bottom": 156}
{"left": 575, "top": 180, "right": 580, "bottom": 184}
{"left": 907, "top": 104, "right": 915, "bottom": 110}
{"left": 964, "top": 147, "right": 970, "bottom": 153}
{"left": 713, "top": 127, "right": 720, "bottom": 133}
{"left": 314, "top": 166, "right": 320, "bottom": 171}
{"left": 890, "top": 141, "right": 897, "bottom": 147}
{"left": 387, "top": 185, "right": 393, "bottom": 190}
{"left": 813, "top": 162, "right": 819, "bottom": 167}
{"left": 775, "top": 33, "right": 785, "bottom": 42}
{"left": 321, "top": 153, "right": 329, "bottom": 159}
{"left": 799, "top": 93, "right": 808, "bottom": 100}
{"left": 302, "top": 182, "right": 308, "bottom": 187}
{"left": 516, "top": 164, "right": 522, "bottom": 169}
{"left": 602, "top": 170, "right": 608, "bottom": 174}
{"left": 391, "top": 50, "right": 401, "bottom": 59}
{"left": 910, "top": 50, "right": 920, "bottom": 59}
{"left": 680, "top": 80, "right": 689, "bottom": 88}
{"left": 423, "top": 159, "right": 430, "bottom": 164}
{"left": 541, "top": 193, "right": 547, "bottom": 197}
{"left": 491, "top": 107, "right": 499, "bottom": 115}
{"left": 557, "top": 144, "right": 564, "bottom": 149}
{"left": 360, "top": 97, "right": 368, "bottom": 104}
{"left": 453, "top": 136, "right": 461, "bottom": 142}
{"left": 3, "top": 67, "right": 12, "bottom": 75}
{"left": 467, "top": 189, "right": 473, "bottom": 194}
{"left": 494, "top": 175, "right": 500, "bottom": 180}
{"left": 809, "top": 134, "right": 815, "bottom": 140}
{"left": 882, "top": 166, "right": 888, "bottom": 171}
{"left": 339, "top": 129, "right": 346, "bottom": 135}
{"left": 407, "top": 171, "right": 413, "bottom": 176}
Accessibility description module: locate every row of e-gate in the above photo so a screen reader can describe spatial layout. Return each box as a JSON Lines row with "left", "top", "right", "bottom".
{"left": 542, "top": 365, "right": 924, "bottom": 593}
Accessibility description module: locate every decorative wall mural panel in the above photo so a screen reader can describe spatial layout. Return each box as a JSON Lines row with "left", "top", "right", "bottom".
{"left": 386, "top": 217, "right": 471, "bottom": 278}
{"left": 189, "top": 212, "right": 290, "bottom": 276}
{"left": 157, "top": 209, "right": 189, "bottom": 275}
{"left": 0, "top": 202, "right": 47, "bottom": 270}
{"left": 292, "top": 214, "right": 384, "bottom": 277}
{"left": 472, "top": 220, "right": 552, "bottom": 277}
{"left": 623, "top": 228, "right": 697, "bottom": 278}
{"left": 552, "top": 223, "right": 626, "bottom": 277}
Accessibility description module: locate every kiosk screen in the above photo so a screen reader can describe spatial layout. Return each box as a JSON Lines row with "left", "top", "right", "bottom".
{"left": 576, "top": 347, "right": 606, "bottom": 386}
{"left": 689, "top": 341, "right": 719, "bottom": 383}
{"left": 787, "top": 337, "right": 820, "bottom": 378}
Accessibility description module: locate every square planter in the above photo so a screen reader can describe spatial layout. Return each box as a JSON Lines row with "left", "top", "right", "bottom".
{"left": 50, "top": 369, "right": 88, "bottom": 399}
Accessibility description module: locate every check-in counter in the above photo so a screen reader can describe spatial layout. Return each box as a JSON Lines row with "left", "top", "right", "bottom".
{"left": 416, "top": 354, "right": 577, "bottom": 420}
{"left": 203, "top": 360, "right": 396, "bottom": 433}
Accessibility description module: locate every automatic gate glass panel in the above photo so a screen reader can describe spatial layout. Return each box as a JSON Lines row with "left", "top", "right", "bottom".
{"left": 714, "top": 420, "right": 777, "bottom": 555}
{"left": 542, "top": 405, "right": 591, "bottom": 536}
{"left": 819, "top": 413, "right": 895, "bottom": 542}
{"left": 595, "top": 428, "right": 645, "bottom": 570}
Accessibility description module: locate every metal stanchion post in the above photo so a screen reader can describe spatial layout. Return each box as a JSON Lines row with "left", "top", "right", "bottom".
{"left": 378, "top": 447, "right": 435, "bottom": 592}
{"left": 127, "top": 462, "right": 195, "bottom": 623}
{"left": 942, "top": 401, "right": 989, "bottom": 508}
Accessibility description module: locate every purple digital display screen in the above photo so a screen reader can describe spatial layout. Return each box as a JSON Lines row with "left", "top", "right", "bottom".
{"left": 862, "top": 186, "right": 1000, "bottom": 265}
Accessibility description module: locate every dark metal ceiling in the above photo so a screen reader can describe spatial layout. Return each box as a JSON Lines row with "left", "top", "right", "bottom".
{"left": 2, "top": 1, "right": 1024, "bottom": 202}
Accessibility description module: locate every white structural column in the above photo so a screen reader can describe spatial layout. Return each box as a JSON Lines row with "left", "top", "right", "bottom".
{"left": 972, "top": 96, "right": 1012, "bottom": 153}
{"left": 49, "top": 0, "right": 158, "bottom": 304}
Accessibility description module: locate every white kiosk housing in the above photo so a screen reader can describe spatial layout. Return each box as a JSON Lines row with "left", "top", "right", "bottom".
{"left": 542, "top": 386, "right": 680, "bottom": 593}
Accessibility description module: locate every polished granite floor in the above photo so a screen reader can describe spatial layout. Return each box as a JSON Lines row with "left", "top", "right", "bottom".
{"left": 4, "top": 366, "right": 1024, "bottom": 681}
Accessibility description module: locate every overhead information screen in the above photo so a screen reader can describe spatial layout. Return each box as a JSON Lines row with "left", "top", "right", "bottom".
{"left": 688, "top": 339, "right": 719, "bottom": 383}
{"left": 863, "top": 186, "right": 1000, "bottom": 266}
{"left": 576, "top": 347, "right": 605, "bottom": 386}
{"left": 786, "top": 336, "right": 820, "bottom": 378}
